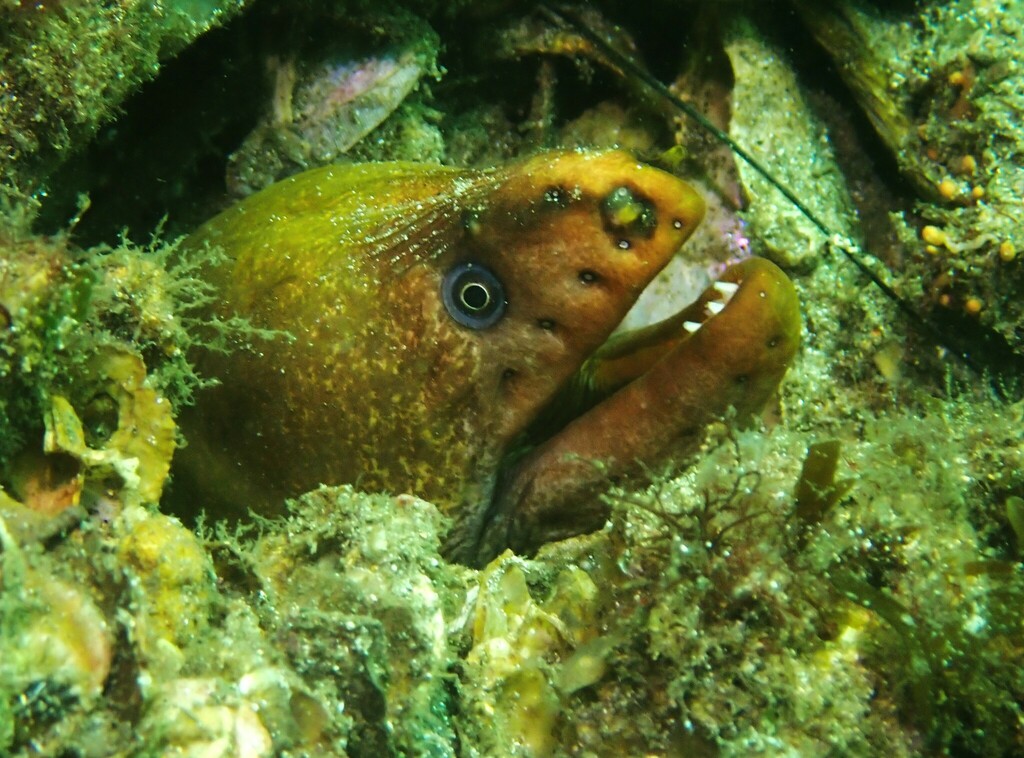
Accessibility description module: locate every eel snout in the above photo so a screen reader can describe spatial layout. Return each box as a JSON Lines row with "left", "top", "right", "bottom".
{"left": 469, "top": 257, "right": 800, "bottom": 566}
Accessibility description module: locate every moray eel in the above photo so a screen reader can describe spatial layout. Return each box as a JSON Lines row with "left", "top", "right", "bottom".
{"left": 173, "top": 150, "right": 799, "bottom": 566}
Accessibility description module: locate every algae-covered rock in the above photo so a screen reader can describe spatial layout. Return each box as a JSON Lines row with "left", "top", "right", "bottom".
{"left": 139, "top": 675, "right": 274, "bottom": 758}
{"left": 724, "top": 16, "right": 859, "bottom": 272}
{"left": 0, "top": 521, "right": 112, "bottom": 705}
{"left": 793, "top": 0, "right": 1024, "bottom": 356}
{"left": 4, "top": 416, "right": 1023, "bottom": 754}
{"left": 247, "top": 487, "right": 470, "bottom": 757}
{"left": 458, "top": 552, "right": 613, "bottom": 756}
{"left": 0, "top": 229, "right": 224, "bottom": 543}
{"left": 0, "top": 0, "right": 248, "bottom": 195}
{"left": 0, "top": 517, "right": 114, "bottom": 751}
{"left": 43, "top": 348, "right": 177, "bottom": 507}
{"left": 117, "top": 506, "right": 216, "bottom": 654}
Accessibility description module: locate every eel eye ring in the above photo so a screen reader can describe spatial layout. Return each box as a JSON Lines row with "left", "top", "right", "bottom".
{"left": 442, "top": 262, "right": 507, "bottom": 329}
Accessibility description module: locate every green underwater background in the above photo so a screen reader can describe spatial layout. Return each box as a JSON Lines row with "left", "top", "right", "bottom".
{"left": 2, "top": 0, "right": 1024, "bottom": 755}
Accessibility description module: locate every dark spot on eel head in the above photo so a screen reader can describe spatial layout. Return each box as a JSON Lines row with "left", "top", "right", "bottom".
{"left": 543, "top": 187, "right": 570, "bottom": 208}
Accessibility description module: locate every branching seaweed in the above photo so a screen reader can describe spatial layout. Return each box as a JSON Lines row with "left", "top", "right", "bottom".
{"left": 604, "top": 431, "right": 779, "bottom": 609}
{"left": 81, "top": 232, "right": 291, "bottom": 408}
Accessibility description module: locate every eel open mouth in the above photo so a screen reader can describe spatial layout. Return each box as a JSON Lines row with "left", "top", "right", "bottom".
{"left": 469, "top": 256, "right": 800, "bottom": 566}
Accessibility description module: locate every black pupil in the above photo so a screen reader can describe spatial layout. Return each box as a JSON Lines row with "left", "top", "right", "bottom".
{"left": 461, "top": 282, "right": 490, "bottom": 311}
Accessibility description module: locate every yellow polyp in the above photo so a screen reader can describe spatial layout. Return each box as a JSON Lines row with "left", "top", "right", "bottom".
{"left": 970, "top": 185, "right": 985, "bottom": 200}
{"left": 998, "top": 240, "right": 1016, "bottom": 262}
{"left": 658, "top": 144, "right": 689, "bottom": 171}
{"left": 937, "top": 178, "right": 957, "bottom": 199}
{"left": 812, "top": 607, "right": 872, "bottom": 673}
{"left": 921, "top": 225, "right": 947, "bottom": 246}
{"left": 958, "top": 154, "right": 978, "bottom": 175}
{"left": 964, "top": 297, "right": 983, "bottom": 315}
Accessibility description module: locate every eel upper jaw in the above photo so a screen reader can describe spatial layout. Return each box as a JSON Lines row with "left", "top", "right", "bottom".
{"left": 464, "top": 258, "right": 798, "bottom": 568}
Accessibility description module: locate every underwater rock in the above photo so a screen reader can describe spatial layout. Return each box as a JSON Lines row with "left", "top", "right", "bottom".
{"left": 116, "top": 506, "right": 216, "bottom": 656}
{"left": 247, "top": 487, "right": 469, "bottom": 756}
{"left": 0, "top": 231, "right": 72, "bottom": 466}
{"left": 0, "top": 525, "right": 112, "bottom": 705}
{"left": 0, "top": 232, "right": 180, "bottom": 542}
{"left": 0, "top": 0, "right": 248, "bottom": 195}
{"left": 139, "top": 676, "right": 274, "bottom": 758}
{"left": 794, "top": 0, "right": 1024, "bottom": 356}
{"left": 50, "top": 348, "right": 177, "bottom": 508}
{"left": 1, "top": 348, "right": 177, "bottom": 543}
{"left": 791, "top": 1, "right": 924, "bottom": 197}
{"left": 113, "top": 503, "right": 347, "bottom": 756}
{"left": 724, "top": 17, "right": 859, "bottom": 272}
{"left": 493, "top": 6, "right": 655, "bottom": 118}
{"left": 460, "top": 552, "right": 606, "bottom": 756}
{"left": 226, "top": 14, "right": 440, "bottom": 196}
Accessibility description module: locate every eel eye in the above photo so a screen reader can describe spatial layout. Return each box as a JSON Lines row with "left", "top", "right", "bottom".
{"left": 442, "top": 262, "right": 507, "bottom": 329}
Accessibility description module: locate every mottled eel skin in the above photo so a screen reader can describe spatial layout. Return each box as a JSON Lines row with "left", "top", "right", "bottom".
{"left": 173, "top": 150, "right": 799, "bottom": 566}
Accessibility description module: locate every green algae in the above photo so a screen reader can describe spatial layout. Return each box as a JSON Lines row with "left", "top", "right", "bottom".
{"left": 0, "top": 221, "right": 265, "bottom": 475}
{"left": 3, "top": 413, "right": 1023, "bottom": 753}
{"left": 792, "top": 439, "right": 855, "bottom": 542}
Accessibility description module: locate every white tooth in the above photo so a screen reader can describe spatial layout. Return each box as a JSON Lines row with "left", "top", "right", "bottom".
{"left": 683, "top": 320, "right": 702, "bottom": 334}
{"left": 706, "top": 301, "right": 726, "bottom": 315}
{"left": 713, "top": 281, "right": 740, "bottom": 300}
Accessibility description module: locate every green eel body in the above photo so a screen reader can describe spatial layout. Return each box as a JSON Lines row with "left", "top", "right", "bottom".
{"left": 173, "top": 150, "right": 799, "bottom": 565}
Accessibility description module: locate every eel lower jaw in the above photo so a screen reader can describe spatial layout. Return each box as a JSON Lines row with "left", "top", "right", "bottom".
{"left": 464, "top": 257, "right": 800, "bottom": 568}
